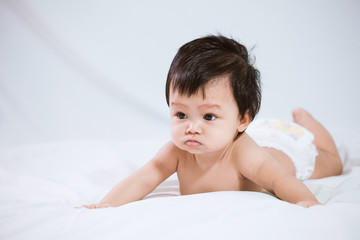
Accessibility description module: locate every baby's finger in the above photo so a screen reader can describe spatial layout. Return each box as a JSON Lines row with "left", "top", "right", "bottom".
{"left": 74, "top": 205, "right": 86, "bottom": 209}
{"left": 75, "top": 204, "right": 95, "bottom": 209}
{"left": 86, "top": 204, "right": 98, "bottom": 209}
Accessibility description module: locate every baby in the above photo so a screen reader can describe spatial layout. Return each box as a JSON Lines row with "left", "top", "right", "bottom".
{"left": 81, "top": 35, "right": 342, "bottom": 209}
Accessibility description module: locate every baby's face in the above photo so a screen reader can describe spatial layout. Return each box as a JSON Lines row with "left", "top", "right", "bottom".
{"left": 169, "top": 77, "right": 242, "bottom": 155}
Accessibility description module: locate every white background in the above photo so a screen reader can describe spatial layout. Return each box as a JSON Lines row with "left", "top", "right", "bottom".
{"left": 1, "top": 0, "right": 359, "bottom": 148}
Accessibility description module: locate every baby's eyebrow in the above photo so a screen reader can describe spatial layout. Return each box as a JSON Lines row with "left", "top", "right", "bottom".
{"left": 199, "top": 104, "right": 221, "bottom": 109}
{"left": 170, "top": 102, "right": 186, "bottom": 107}
{"left": 170, "top": 102, "right": 221, "bottom": 109}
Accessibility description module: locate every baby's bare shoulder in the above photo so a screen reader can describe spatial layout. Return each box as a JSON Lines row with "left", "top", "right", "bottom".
{"left": 148, "top": 141, "right": 184, "bottom": 173}
{"left": 152, "top": 141, "right": 187, "bottom": 165}
{"left": 231, "top": 133, "right": 270, "bottom": 169}
{"left": 232, "top": 133, "right": 264, "bottom": 155}
{"left": 157, "top": 141, "right": 186, "bottom": 157}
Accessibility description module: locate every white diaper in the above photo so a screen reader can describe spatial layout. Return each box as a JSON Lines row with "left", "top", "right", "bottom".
{"left": 246, "top": 119, "right": 318, "bottom": 181}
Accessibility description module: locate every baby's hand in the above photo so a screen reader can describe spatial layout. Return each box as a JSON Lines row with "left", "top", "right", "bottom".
{"left": 296, "top": 200, "right": 321, "bottom": 208}
{"left": 76, "top": 203, "right": 112, "bottom": 209}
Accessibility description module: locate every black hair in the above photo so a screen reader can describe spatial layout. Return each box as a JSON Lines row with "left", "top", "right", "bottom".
{"left": 165, "top": 35, "right": 261, "bottom": 120}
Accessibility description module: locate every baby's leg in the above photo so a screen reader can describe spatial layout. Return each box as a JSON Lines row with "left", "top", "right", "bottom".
{"left": 292, "top": 108, "right": 342, "bottom": 179}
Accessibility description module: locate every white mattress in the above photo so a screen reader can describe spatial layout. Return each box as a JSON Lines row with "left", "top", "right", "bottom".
{"left": 0, "top": 139, "right": 359, "bottom": 240}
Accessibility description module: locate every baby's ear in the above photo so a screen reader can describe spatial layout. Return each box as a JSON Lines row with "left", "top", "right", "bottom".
{"left": 237, "top": 111, "right": 251, "bottom": 132}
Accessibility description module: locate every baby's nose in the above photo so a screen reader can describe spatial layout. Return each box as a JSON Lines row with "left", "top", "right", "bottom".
{"left": 186, "top": 121, "right": 202, "bottom": 135}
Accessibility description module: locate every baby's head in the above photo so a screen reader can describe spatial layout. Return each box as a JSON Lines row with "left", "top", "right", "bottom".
{"left": 165, "top": 35, "right": 261, "bottom": 121}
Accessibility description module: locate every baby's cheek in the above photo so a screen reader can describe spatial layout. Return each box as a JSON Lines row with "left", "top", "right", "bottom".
{"left": 214, "top": 128, "right": 237, "bottom": 141}
{"left": 170, "top": 126, "right": 181, "bottom": 141}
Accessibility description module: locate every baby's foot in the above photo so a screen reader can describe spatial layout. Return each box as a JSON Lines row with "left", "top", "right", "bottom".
{"left": 292, "top": 107, "right": 315, "bottom": 127}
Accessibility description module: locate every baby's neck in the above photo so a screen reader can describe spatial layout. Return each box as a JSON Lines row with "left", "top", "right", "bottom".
{"left": 191, "top": 142, "right": 234, "bottom": 169}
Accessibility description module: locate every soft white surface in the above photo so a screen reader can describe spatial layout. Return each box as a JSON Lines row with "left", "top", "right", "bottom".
{"left": 1, "top": 1, "right": 359, "bottom": 238}
{"left": 1, "top": 139, "right": 360, "bottom": 240}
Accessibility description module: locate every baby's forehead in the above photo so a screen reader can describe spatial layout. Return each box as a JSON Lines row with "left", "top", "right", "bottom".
{"left": 170, "top": 76, "right": 232, "bottom": 98}
{"left": 170, "top": 77, "right": 234, "bottom": 104}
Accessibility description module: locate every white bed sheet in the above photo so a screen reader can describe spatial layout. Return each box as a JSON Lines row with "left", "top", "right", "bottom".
{"left": 0, "top": 139, "right": 360, "bottom": 240}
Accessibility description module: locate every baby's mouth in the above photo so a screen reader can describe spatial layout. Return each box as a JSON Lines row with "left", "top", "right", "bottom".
{"left": 185, "top": 139, "right": 201, "bottom": 147}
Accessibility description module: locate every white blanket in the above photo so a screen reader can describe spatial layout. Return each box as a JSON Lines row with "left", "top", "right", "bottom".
{"left": 1, "top": 140, "right": 360, "bottom": 240}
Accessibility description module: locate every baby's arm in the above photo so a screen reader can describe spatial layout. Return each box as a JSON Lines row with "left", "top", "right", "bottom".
{"left": 237, "top": 137, "right": 319, "bottom": 207}
{"left": 258, "top": 164, "right": 319, "bottom": 207}
{"left": 80, "top": 141, "right": 179, "bottom": 209}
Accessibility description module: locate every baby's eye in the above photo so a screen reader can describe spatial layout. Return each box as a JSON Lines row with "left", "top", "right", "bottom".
{"left": 204, "top": 114, "right": 216, "bottom": 121}
{"left": 176, "top": 112, "right": 188, "bottom": 119}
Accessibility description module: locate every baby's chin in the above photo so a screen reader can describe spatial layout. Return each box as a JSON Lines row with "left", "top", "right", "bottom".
{"left": 176, "top": 142, "right": 226, "bottom": 155}
{"left": 172, "top": 140, "right": 202, "bottom": 154}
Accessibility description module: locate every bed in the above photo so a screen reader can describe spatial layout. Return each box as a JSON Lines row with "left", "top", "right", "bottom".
{"left": 1, "top": 137, "right": 359, "bottom": 240}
